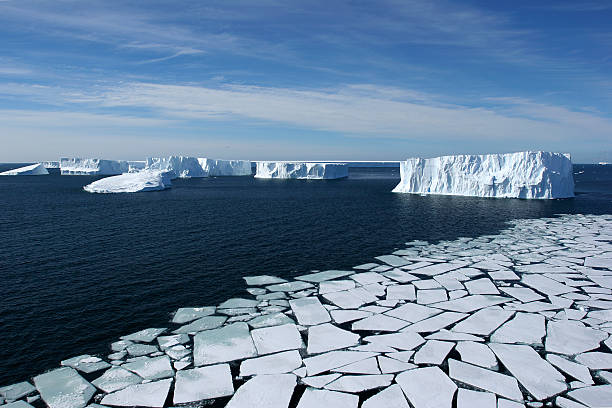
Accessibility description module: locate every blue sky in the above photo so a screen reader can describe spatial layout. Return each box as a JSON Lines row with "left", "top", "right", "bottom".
{"left": 0, "top": 0, "right": 611, "bottom": 162}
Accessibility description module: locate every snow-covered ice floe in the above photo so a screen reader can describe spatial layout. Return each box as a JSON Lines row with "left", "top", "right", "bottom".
{"left": 393, "top": 151, "right": 574, "bottom": 199}
{"left": 4, "top": 213, "right": 612, "bottom": 408}
{"left": 146, "top": 156, "right": 252, "bottom": 178}
{"left": 60, "top": 158, "right": 133, "bottom": 176}
{"left": 0, "top": 163, "right": 49, "bottom": 176}
{"left": 254, "top": 162, "right": 349, "bottom": 179}
{"left": 83, "top": 171, "right": 172, "bottom": 193}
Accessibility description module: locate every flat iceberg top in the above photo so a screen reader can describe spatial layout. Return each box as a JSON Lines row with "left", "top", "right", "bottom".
{"left": 254, "top": 161, "right": 349, "bottom": 179}
{"left": 0, "top": 163, "right": 49, "bottom": 176}
{"left": 83, "top": 171, "right": 172, "bottom": 193}
{"left": 393, "top": 151, "right": 574, "bottom": 199}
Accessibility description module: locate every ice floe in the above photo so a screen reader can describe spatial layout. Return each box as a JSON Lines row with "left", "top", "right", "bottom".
{"left": 5, "top": 214, "right": 612, "bottom": 408}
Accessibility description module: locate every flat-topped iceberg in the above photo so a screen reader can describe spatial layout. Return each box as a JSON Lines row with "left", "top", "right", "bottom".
{"left": 392, "top": 151, "right": 574, "bottom": 199}
{"left": 254, "top": 162, "right": 349, "bottom": 179}
{"left": 83, "top": 171, "right": 172, "bottom": 193}
{"left": 60, "top": 158, "right": 131, "bottom": 176}
{"left": 146, "top": 156, "right": 252, "bottom": 178}
{"left": 198, "top": 158, "right": 252, "bottom": 176}
{"left": 145, "top": 156, "right": 207, "bottom": 178}
{"left": 0, "top": 163, "right": 49, "bottom": 176}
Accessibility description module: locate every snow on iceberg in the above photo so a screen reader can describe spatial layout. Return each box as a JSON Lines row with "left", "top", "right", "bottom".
{"left": 0, "top": 163, "right": 49, "bottom": 176}
{"left": 60, "top": 158, "right": 131, "bottom": 175}
{"left": 198, "top": 158, "right": 252, "bottom": 176}
{"left": 392, "top": 151, "right": 574, "bottom": 199}
{"left": 254, "top": 162, "right": 349, "bottom": 179}
{"left": 83, "top": 171, "right": 172, "bottom": 193}
{"left": 145, "top": 156, "right": 207, "bottom": 178}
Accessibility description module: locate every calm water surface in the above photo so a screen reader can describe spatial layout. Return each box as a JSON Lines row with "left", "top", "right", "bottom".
{"left": 0, "top": 164, "right": 611, "bottom": 385}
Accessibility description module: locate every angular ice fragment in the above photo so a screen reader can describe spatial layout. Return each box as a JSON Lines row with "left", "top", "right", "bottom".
{"left": 545, "top": 320, "right": 608, "bottom": 355}
{"left": 0, "top": 382, "right": 36, "bottom": 400}
{"left": 250, "top": 323, "right": 304, "bottom": 355}
{"left": 122, "top": 356, "right": 173, "bottom": 380}
{"left": 296, "top": 388, "right": 358, "bottom": 408}
{"left": 33, "top": 367, "right": 96, "bottom": 408}
{"left": 243, "top": 275, "right": 287, "bottom": 286}
{"left": 121, "top": 328, "right": 166, "bottom": 343}
{"left": 173, "top": 364, "right": 234, "bottom": 404}
{"left": 100, "top": 378, "right": 172, "bottom": 408}
{"left": 296, "top": 270, "right": 353, "bottom": 282}
{"left": 247, "top": 312, "right": 294, "bottom": 328}
{"left": 307, "top": 323, "right": 359, "bottom": 354}
{"left": 567, "top": 385, "right": 612, "bottom": 408}
{"left": 451, "top": 307, "right": 514, "bottom": 335}
{"left": 240, "top": 350, "right": 302, "bottom": 376}
{"left": 289, "top": 297, "right": 331, "bottom": 325}
{"left": 92, "top": 367, "right": 142, "bottom": 393}
{"left": 193, "top": 322, "right": 257, "bottom": 365}
{"left": 172, "top": 307, "right": 216, "bottom": 324}
{"left": 448, "top": 359, "right": 522, "bottom": 401}
{"left": 226, "top": 374, "right": 296, "bottom": 408}
{"left": 546, "top": 354, "right": 593, "bottom": 385}
{"left": 396, "top": 366, "right": 457, "bottom": 408}
{"left": 362, "top": 384, "right": 409, "bottom": 408}
{"left": 324, "top": 374, "right": 393, "bottom": 393}
{"left": 430, "top": 295, "right": 510, "bottom": 312}
{"left": 456, "top": 388, "right": 496, "bottom": 408}
{"left": 455, "top": 341, "right": 497, "bottom": 369}
{"left": 352, "top": 314, "right": 409, "bottom": 332}
{"left": 413, "top": 340, "right": 454, "bottom": 365}
{"left": 303, "top": 351, "right": 377, "bottom": 376}
{"left": 403, "top": 312, "right": 468, "bottom": 333}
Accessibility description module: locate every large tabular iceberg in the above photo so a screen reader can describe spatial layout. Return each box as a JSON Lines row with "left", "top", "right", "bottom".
{"left": 145, "top": 156, "right": 207, "bottom": 178}
{"left": 83, "top": 171, "right": 172, "bottom": 193}
{"left": 254, "top": 162, "right": 349, "bottom": 179}
{"left": 392, "top": 151, "right": 574, "bottom": 199}
{"left": 0, "top": 163, "right": 49, "bottom": 176}
{"left": 198, "top": 158, "right": 252, "bottom": 176}
{"left": 60, "top": 158, "right": 131, "bottom": 175}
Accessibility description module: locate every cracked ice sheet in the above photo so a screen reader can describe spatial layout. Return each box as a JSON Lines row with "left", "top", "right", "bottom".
{"left": 33, "top": 367, "right": 96, "bottom": 408}
{"left": 402, "top": 311, "right": 468, "bottom": 333}
{"left": 352, "top": 314, "right": 409, "bottom": 331}
{"left": 303, "top": 351, "right": 377, "bottom": 376}
{"left": 362, "top": 384, "right": 409, "bottom": 408}
{"left": 490, "top": 312, "right": 546, "bottom": 344}
{"left": 396, "top": 366, "right": 457, "bottom": 408}
{"left": 226, "top": 374, "right": 296, "bottom": 408}
{"left": 173, "top": 364, "right": 234, "bottom": 404}
{"left": 413, "top": 340, "right": 454, "bottom": 365}
{"left": 489, "top": 343, "right": 567, "bottom": 400}
{"left": 451, "top": 307, "right": 514, "bottom": 335}
{"left": 430, "top": 295, "right": 510, "bottom": 312}
{"left": 289, "top": 297, "right": 331, "bottom": 325}
{"left": 101, "top": 378, "right": 172, "bottom": 408}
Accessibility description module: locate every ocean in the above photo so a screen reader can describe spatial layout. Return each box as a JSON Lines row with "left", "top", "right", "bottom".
{"left": 0, "top": 164, "right": 611, "bottom": 386}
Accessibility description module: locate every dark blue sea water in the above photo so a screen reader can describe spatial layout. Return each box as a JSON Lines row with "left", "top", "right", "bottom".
{"left": 0, "top": 164, "right": 611, "bottom": 386}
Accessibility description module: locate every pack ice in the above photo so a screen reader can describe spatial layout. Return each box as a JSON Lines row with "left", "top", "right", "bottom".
{"left": 254, "top": 162, "right": 349, "bottom": 179}
{"left": 146, "top": 156, "right": 252, "bottom": 178}
{"left": 393, "top": 151, "right": 574, "bottom": 199}
{"left": 0, "top": 163, "right": 49, "bottom": 176}
{"left": 83, "top": 171, "right": 172, "bottom": 193}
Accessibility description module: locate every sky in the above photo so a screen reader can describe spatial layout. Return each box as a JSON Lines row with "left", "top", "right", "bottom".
{"left": 0, "top": 0, "right": 611, "bottom": 163}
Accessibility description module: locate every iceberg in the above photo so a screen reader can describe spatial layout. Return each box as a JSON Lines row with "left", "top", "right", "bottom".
{"left": 254, "top": 162, "right": 349, "bottom": 179}
{"left": 145, "top": 156, "right": 252, "bottom": 178}
{"left": 198, "top": 158, "right": 252, "bottom": 176}
{"left": 83, "top": 171, "right": 172, "bottom": 193}
{"left": 392, "top": 151, "right": 574, "bottom": 199}
{"left": 145, "top": 156, "right": 207, "bottom": 178}
{"left": 0, "top": 163, "right": 49, "bottom": 175}
{"left": 42, "top": 161, "right": 60, "bottom": 169}
{"left": 60, "top": 158, "right": 131, "bottom": 175}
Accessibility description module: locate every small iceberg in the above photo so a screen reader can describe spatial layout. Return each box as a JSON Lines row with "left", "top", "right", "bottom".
{"left": 254, "top": 162, "right": 348, "bottom": 179}
{"left": 0, "top": 163, "right": 49, "bottom": 176}
{"left": 42, "top": 161, "right": 60, "bottom": 169}
{"left": 83, "top": 171, "right": 172, "bottom": 193}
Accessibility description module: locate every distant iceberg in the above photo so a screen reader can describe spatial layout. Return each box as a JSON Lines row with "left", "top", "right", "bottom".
{"left": 198, "top": 158, "right": 252, "bottom": 176}
{"left": 254, "top": 162, "right": 349, "bottom": 179}
{"left": 60, "top": 158, "right": 131, "bottom": 175}
{"left": 392, "top": 151, "right": 574, "bottom": 199}
{"left": 0, "top": 163, "right": 49, "bottom": 176}
{"left": 145, "top": 156, "right": 207, "bottom": 178}
{"left": 42, "top": 161, "right": 60, "bottom": 169}
{"left": 83, "top": 171, "right": 172, "bottom": 193}
{"left": 146, "top": 156, "right": 252, "bottom": 178}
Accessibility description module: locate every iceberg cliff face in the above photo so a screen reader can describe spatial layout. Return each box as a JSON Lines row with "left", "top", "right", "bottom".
{"left": 198, "top": 158, "right": 252, "bottom": 176}
{"left": 83, "top": 171, "right": 172, "bottom": 193}
{"left": 254, "top": 162, "right": 349, "bottom": 179}
{"left": 0, "top": 163, "right": 49, "bottom": 176}
{"left": 392, "top": 151, "right": 574, "bottom": 199}
{"left": 60, "top": 158, "right": 130, "bottom": 175}
{"left": 145, "top": 156, "right": 207, "bottom": 178}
